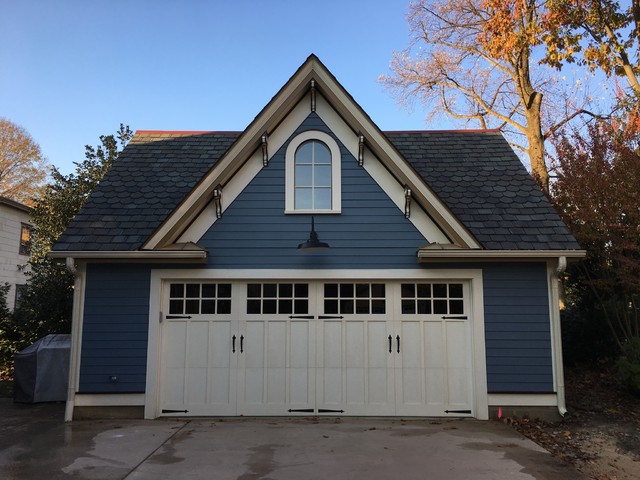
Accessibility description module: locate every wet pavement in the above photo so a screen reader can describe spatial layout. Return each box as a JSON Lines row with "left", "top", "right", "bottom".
{"left": 0, "top": 399, "right": 585, "bottom": 479}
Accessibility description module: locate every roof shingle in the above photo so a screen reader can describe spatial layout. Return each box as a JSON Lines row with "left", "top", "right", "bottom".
{"left": 52, "top": 129, "right": 580, "bottom": 252}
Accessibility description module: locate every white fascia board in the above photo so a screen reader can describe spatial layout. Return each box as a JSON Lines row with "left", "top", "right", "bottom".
{"left": 418, "top": 249, "right": 586, "bottom": 261}
{"left": 143, "top": 64, "right": 317, "bottom": 250}
{"left": 48, "top": 250, "right": 207, "bottom": 261}
{"left": 315, "top": 95, "right": 450, "bottom": 243}
{"left": 177, "top": 97, "right": 312, "bottom": 243}
{"left": 311, "top": 70, "right": 480, "bottom": 249}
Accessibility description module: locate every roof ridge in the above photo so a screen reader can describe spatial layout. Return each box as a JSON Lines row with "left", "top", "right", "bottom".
{"left": 135, "top": 130, "right": 242, "bottom": 135}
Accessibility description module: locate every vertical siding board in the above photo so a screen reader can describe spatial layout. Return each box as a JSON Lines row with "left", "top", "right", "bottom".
{"left": 78, "top": 264, "right": 151, "bottom": 393}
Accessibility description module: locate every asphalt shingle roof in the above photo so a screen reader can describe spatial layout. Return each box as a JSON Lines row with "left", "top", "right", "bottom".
{"left": 53, "top": 132, "right": 239, "bottom": 252}
{"left": 52, "top": 129, "right": 580, "bottom": 252}
{"left": 388, "top": 131, "right": 580, "bottom": 250}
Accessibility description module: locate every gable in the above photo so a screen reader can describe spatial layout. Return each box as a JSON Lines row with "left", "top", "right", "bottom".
{"left": 51, "top": 55, "right": 582, "bottom": 259}
{"left": 195, "top": 113, "right": 431, "bottom": 269}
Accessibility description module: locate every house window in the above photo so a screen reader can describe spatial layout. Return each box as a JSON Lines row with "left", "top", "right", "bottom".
{"left": 324, "top": 283, "right": 386, "bottom": 315}
{"left": 400, "top": 283, "right": 464, "bottom": 315}
{"left": 285, "top": 130, "right": 341, "bottom": 213}
{"left": 19, "top": 224, "right": 31, "bottom": 256}
{"left": 15, "top": 284, "right": 26, "bottom": 310}
{"left": 169, "top": 283, "right": 232, "bottom": 315}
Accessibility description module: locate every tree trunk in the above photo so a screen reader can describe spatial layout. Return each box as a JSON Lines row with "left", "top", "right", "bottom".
{"left": 525, "top": 93, "right": 549, "bottom": 193}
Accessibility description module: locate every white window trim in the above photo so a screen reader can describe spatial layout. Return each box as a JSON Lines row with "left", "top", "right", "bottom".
{"left": 285, "top": 130, "right": 341, "bottom": 214}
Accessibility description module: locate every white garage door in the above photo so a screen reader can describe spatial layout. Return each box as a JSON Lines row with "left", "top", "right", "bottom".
{"left": 159, "top": 280, "right": 474, "bottom": 417}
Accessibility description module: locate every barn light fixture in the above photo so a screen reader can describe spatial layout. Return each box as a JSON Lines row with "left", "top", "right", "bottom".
{"left": 297, "top": 216, "right": 330, "bottom": 251}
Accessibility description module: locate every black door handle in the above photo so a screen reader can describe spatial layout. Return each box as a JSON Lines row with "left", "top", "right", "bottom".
{"left": 396, "top": 335, "right": 400, "bottom": 353}
{"left": 232, "top": 335, "right": 236, "bottom": 353}
{"left": 240, "top": 335, "right": 244, "bottom": 353}
{"left": 388, "top": 335, "right": 392, "bottom": 353}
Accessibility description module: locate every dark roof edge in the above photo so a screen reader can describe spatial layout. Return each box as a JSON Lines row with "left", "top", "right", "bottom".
{"left": 0, "top": 196, "right": 31, "bottom": 213}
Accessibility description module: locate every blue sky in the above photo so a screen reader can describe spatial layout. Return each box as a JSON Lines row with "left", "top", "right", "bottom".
{"left": 1, "top": 0, "right": 448, "bottom": 175}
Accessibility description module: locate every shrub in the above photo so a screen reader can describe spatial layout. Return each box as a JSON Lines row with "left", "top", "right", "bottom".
{"left": 617, "top": 337, "right": 640, "bottom": 396}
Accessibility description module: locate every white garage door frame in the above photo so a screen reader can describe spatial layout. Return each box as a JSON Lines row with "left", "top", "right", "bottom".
{"left": 144, "top": 269, "right": 488, "bottom": 420}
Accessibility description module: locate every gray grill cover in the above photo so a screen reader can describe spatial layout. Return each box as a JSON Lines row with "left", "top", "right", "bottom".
{"left": 14, "top": 334, "right": 70, "bottom": 403}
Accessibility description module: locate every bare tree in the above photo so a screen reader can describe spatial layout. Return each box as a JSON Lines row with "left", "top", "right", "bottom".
{"left": 381, "top": 0, "right": 598, "bottom": 192}
{"left": 0, "top": 118, "right": 49, "bottom": 205}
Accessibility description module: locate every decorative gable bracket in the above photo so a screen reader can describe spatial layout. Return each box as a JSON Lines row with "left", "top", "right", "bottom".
{"left": 404, "top": 185, "right": 412, "bottom": 218}
{"left": 310, "top": 80, "right": 316, "bottom": 112}
{"left": 213, "top": 185, "right": 223, "bottom": 219}
{"left": 358, "top": 134, "right": 365, "bottom": 167}
{"left": 261, "top": 133, "right": 269, "bottom": 167}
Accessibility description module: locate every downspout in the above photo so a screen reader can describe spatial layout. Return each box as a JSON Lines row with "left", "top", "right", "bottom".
{"left": 64, "top": 257, "right": 83, "bottom": 422}
{"left": 551, "top": 256, "right": 568, "bottom": 417}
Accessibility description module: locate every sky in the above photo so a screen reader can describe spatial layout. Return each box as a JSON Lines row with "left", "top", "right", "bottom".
{"left": 0, "top": 0, "right": 449, "bottom": 176}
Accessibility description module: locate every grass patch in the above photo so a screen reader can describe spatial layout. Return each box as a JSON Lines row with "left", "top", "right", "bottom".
{"left": 0, "top": 379, "right": 13, "bottom": 398}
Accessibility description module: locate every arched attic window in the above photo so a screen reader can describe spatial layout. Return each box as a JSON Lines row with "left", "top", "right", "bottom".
{"left": 285, "top": 130, "right": 341, "bottom": 214}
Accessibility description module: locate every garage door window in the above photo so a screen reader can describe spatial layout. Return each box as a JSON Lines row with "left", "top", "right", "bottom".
{"left": 247, "top": 283, "right": 309, "bottom": 314}
{"left": 169, "top": 283, "right": 232, "bottom": 315}
{"left": 324, "top": 283, "right": 386, "bottom": 314}
{"left": 401, "top": 283, "right": 464, "bottom": 315}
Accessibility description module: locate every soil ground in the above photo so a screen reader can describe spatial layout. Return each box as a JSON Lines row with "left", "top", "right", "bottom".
{"left": 506, "top": 365, "right": 640, "bottom": 480}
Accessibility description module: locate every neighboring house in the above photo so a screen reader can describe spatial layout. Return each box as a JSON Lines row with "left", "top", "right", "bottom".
{"left": 0, "top": 196, "right": 31, "bottom": 311}
{"left": 51, "top": 56, "right": 584, "bottom": 422}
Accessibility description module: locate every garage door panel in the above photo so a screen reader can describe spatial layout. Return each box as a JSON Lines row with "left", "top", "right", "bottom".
{"left": 160, "top": 279, "right": 478, "bottom": 418}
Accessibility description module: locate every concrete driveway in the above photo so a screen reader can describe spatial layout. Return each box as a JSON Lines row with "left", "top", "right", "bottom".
{"left": 0, "top": 400, "right": 585, "bottom": 479}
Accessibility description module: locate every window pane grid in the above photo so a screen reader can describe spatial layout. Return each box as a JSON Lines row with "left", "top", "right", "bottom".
{"left": 169, "top": 283, "right": 232, "bottom": 315}
{"left": 246, "top": 283, "right": 309, "bottom": 315}
{"left": 324, "top": 283, "right": 386, "bottom": 314}
{"left": 401, "top": 283, "right": 464, "bottom": 315}
{"left": 294, "top": 140, "right": 332, "bottom": 210}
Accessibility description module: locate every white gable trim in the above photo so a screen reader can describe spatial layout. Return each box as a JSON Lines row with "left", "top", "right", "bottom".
{"left": 315, "top": 94, "right": 451, "bottom": 244}
{"left": 142, "top": 56, "right": 480, "bottom": 250}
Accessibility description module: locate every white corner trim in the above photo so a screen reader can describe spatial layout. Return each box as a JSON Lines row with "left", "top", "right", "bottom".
{"left": 65, "top": 261, "right": 86, "bottom": 422}
{"left": 548, "top": 257, "right": 568, "bottom": 417}
{"left": 145, "top": 273, "right": 163, "bottom": 419}
{"left": 284, "top": 129, "right": 342, "bottom": 214}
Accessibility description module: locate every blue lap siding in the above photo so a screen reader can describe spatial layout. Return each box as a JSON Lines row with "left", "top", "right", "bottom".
{"left": 199, "top": 113, "right": 428, "bottom": 269}
{"left": 79, "top": 264, "right": 151, "bottom": 393}
{"left": 482, "top": 262, "right": 553, "bottom": 392}
{"left": 76, "top": 114, "right": 554, "bottom": 395}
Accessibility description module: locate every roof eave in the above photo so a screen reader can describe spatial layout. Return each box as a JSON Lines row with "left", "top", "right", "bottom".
{"left": 48, "top": 250, "right": 208, "bottom": 263}
{"left": 417, "top": 249, "right": 586, "bottom": 262}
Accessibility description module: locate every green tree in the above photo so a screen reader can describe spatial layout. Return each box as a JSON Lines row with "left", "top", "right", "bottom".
{"left": 2, "top": 125, "right": 133, "bottom": 376}
{"left": 0, "top": 118, "right": 49, "bottom": 205}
